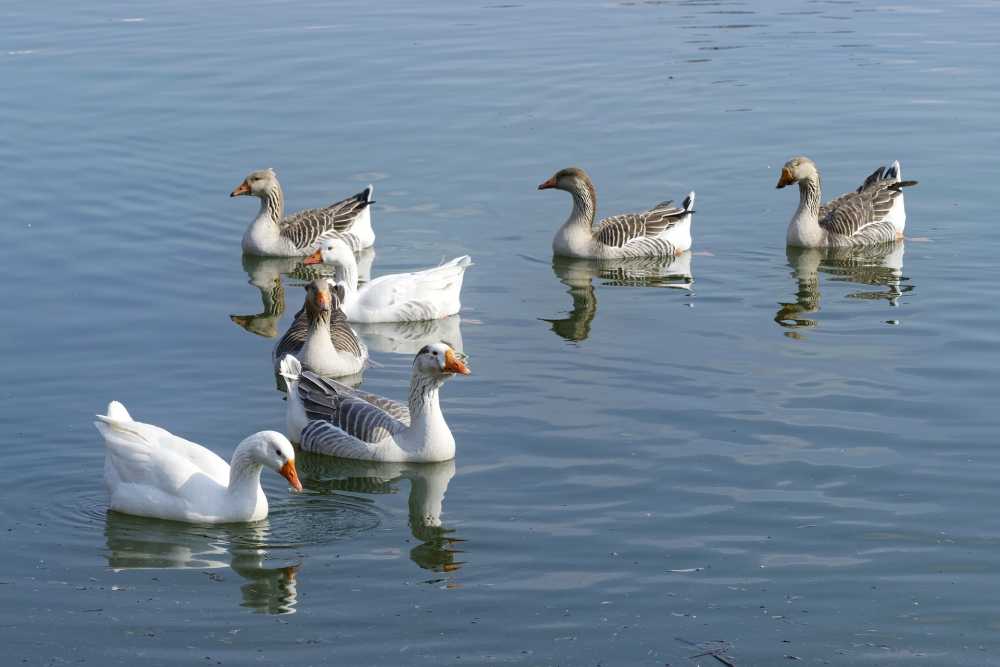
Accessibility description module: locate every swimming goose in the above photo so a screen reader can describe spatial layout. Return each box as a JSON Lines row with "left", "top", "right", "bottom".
{"left": 777, "top": 157, "right": 918, "bottom": 248}
{"left": 303, "top": 237, "right": 472, "bottom": 323}
{"left": 538, "top": 167, "right": 695, "bottom": 259}
{"left": 272, "top": 279, "right": 368, "bottom": 378}
{"left": 231, "top": 168, "right": 374, "bottom": 256}
{"left": 94, "top": 401, "right": 301, "bottom": 524}
{"left": 278, "top": 343, "right": 469, "bottom": 462}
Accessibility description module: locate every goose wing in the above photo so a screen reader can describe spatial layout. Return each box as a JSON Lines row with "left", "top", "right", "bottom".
{"left": 594, "top": 198, "right": 690, "bottom": 248}
{"left": 819, "top": 164, "right": 917, "bottom": 242}
{"left": 280, "top": 186, "right": 373, "bottom": 251}
{"left": 296, "top": 370, "right": 410, "bottom": 424}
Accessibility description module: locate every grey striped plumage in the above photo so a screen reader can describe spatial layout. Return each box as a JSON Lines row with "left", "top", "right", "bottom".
{"left": 277, "top": 186, "right": 373, "bottom": 252}
{"left": 818, "top": 165, "right": 917, "bottom": 244}
{"left": 296, "top": 371, "right": 410, "bottom": 424}
{"left": 272, "top": 284, "right": 365, "bottom": 369}
{"left": 595, "top": 197, "right": 690, "bottom": 250}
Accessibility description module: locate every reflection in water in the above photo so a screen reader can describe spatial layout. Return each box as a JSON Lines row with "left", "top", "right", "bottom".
{"left": 352, "top": 316, "right": 464, "bottom": 355}
{"left": 230, "top": 248, "right": 375, "bottom": 338}
{"left": 544, "top": 253, "right": 694, "bottom": 342}
{"left": 297, "top": 453, "right": 463, "bottom": 579}
{"left": 103, "top": 511, "right": 300, "bottom": 614}
{"left": 776, "top": 242, "right": 911, "bottom": 331}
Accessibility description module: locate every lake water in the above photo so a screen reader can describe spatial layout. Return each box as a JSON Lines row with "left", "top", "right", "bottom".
{"left": 3, "top": 0, "right": 1000, "bottom": 664}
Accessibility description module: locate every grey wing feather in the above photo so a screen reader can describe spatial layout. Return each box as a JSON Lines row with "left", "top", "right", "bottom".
{"left": 819, "top": 164, "right": 917, "bottom": 242}
{"left": 296, "top": 370, "right": 410, "bottom": 424}
{"left": 280, "top": 187, "right": 373, "bottom": 251}
{"left": 594, "top": 200, "right": 687, "bottom": 248}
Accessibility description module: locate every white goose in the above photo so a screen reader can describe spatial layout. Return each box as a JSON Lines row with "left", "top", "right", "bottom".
{"left": 231, "top": 168, "right": 375, "bottom": 256}
{"left": 273, "top": 279, "right": 368, "bottom": 378}
{"left": 278, "top": 343, "right": 469, "bottom": 462}
{"left": 538, "top": 167, "right": 695, "bottom": 259}
{"left": 303, "top": 237, "right": 472, "bottom": 323}
{"left": 94, "top": 401, "right": 301, "bottom": 524}
{"left": 777, "top": 157, "right": 918, "bottom": 248}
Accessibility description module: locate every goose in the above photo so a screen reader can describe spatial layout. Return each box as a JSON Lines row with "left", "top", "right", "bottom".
{"left": 273, "top": 279, "right": 368, "bottom": 378}
{"left": 231, "top": 168, "right": 374, "bottom": 256}
{"left": 277, "top": 343, "right": 469, "bottom": 462}
{"left": 776, "top": 157, "right": 918, "bottom": 248}
{"left": 94, "top": 401, "right": 302, "bottom": 524}
{"left": 303, "top": 237, "right": 472, "bottom": 323}
{"left": 538, "top": 167, "right": 695, "bottom": 259}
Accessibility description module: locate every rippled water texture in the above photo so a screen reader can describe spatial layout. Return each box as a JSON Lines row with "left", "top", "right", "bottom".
{"left": 2, "top": 0, "right": 1000, "bottom": 664}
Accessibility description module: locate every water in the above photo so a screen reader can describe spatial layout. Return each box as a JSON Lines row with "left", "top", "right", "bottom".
{"left": 2, "top": 0, "right": 999, "bottom": 663}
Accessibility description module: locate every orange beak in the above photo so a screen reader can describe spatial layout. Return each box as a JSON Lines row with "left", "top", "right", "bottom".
{"left": 280, "top": 460, "right": 303, "bottom": 491}
{"left": 775, "top": 167, "right": 796, "bottom": 189}
{"left": 314, "top": 290, "right": 330, "bottom": 311}
{"left": 230, "top": 180, "right": 251, "bottom": 197}
{"left": 443, "top": 349, "right": 471, "bottom": 375}
{"left": 303, "top": 249, "right": 323, "bottom": 266}
{"left": 537, "top": 177, "right": 557, "bottom": 190}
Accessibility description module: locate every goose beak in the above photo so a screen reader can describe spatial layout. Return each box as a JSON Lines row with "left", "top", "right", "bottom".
{"left": 303, "top": 249, "right": 323, "bottom": 265}
{"left": 314, "top": 290, "right": 331, "bottom": 311}
{"left": 443, "top": 350, "right": 471, "bottom": 375}
{"left": 280, "top": 460, "right": 303, "bottom": 491}
{"left": 537, "top": 177, "right": 557, "bottom": 190}
{"left": 775, "top": 168, "right": 795, "bottom": 189}
{"left": 230, "top": 180, "right": 251, "bottom": 197}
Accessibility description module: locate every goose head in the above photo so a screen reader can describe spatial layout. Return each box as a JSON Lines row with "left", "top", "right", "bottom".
{"left": 776, "top": 157, "right": 818, "bottom": 189}
{"left": 303, "top": 279, "right": 335, "bottom": 320}
{"left": 240, "top": 431, "right": 302, "bottom": 491}
{"left": 303, "top": 237, "right": 354, "bottom": 267}
{"left": 231, "top": 168, "right": 279, "bottom": 198}
{"left": 414, "top": 342, "right": 470, "bottom": 378}
{"left": 538, "top": 166, "right": 593, "bottom": 195}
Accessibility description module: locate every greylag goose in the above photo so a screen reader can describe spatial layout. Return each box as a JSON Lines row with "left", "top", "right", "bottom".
{"left": 278, "top": 343, "right": 469, "bottom": 462}
{"left": 538, "top": 167, "right": 695, "bottom": 259}
{"left": 272, "top": 279, "right": 368, "bottom": 378}
{"left": 776, "top": 157, "right": 918, "bottom": 247}
{"left": 304, "top": 237, "right": 472, "bottom": 323}
{"left": 231, "top": 168, "right": 374, "bottom": 256}
{"left": 94, "top": 401, "right": 301, "bottom": 524}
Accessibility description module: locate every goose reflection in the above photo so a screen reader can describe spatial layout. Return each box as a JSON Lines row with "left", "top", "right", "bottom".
{"left": 776, "top": 242, "right": 911, "bottom": 330}
{"left": 296, "top": 453, "right": 463, "bottom": 577}
{"left": 231, "top": 248, "right": 375, "bottom": 338}
{"left": 544, "top": 253, "right": 694, "bottom": 342}
{"left": 352, "top": 316, "right": 464, "bottom": 355}
{"left": 103, "top": 511, "right": 300, "bottom": 614}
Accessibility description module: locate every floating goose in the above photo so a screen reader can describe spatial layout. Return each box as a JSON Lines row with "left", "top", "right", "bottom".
{"left": 94, "top": 401, "right": 301, "bottom": 524}
{"left": 538, "top": 167, "right": 695, "bottom": 259}
{"left": 278, "top": 343, "right": 469, "bottom": 462}
{"left": 273, "top": 279, "right": 368, "bottom": 378}
{"left": 304, "top": 237, "right": 472, "bottom": 323}
{"left": 231, "top": 168, "right": 374, "bottom": 256}
{"left": 776, "top": 157, "right": 918, "bottom": 247}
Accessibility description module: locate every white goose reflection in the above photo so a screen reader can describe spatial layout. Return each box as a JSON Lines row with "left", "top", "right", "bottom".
{"left": 544, "top": 253, "right": 694, "bottom": 342}
{"left": 352, "top": 316, "right": 464, "bottom": 355}
{"left": 296, "top": 453, "right": 463, "bottom": 578}
{"left": 231, "top": 248, "right": 375, "bottom": 338}
{"left": 103, "top": 511, "right": 300, "bottom": 614}
{"left": 776, "top": 242, "right": 911, "bottom": 332}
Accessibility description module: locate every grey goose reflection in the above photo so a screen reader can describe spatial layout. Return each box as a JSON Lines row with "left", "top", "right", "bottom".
{"left": 231, "top": 250, "right": 376, "bottom": 339}
{"left": 231, "top": 168, "right": 375, "bottom": 256}
{"left": 295, "top": 455, "right": 463, "bottom": 575}
{"left": 544, "top": 254, "right": 693, "bottom": 343}
{"left": 775, "top": 243, "right": 910, "bottom": 331}
{"left": 272, "top": 279, "right": 368, "bottom": 380}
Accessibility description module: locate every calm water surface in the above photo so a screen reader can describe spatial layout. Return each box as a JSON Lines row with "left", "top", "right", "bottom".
{"left": 3, "top": 0, "right": 1000, "bottom": 664}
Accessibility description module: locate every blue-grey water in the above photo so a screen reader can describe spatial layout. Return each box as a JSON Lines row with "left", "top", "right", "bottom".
{"left": 3, "top": 0, "right": 999, "bottom": 664}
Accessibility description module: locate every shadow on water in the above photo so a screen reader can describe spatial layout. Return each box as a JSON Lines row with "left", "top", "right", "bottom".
{"left": 296, "top": 453, "right": 463, "bottom": 581}
{"left": 230, "top": 249, "right": 375, "bottom": 338}
{"left": 543, "top": 253, "right": 694, "bottom": 342}
{"left": 103, "top": 512, "right": 301, "bottom": 614}
{"left": 775, "top": 242, "right": 912, "bottom": 332}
